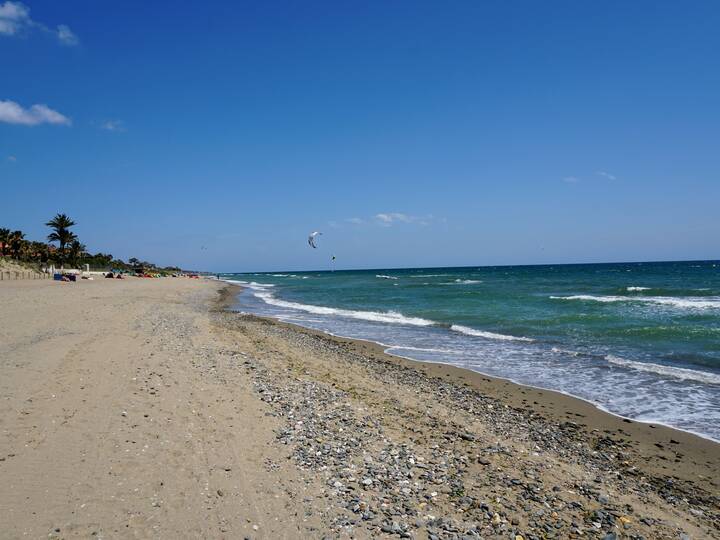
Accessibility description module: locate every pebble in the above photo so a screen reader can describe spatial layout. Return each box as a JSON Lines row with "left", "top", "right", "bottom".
{"left": 207, "top": 311, "right": 718, "bottom": 540}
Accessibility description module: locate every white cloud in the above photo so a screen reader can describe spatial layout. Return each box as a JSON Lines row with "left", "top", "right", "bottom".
{"left": 7, "top": 155, "right": 17, "bottom": 162}
{"left": 373, "top": 212, "right": 440, "bottom": 226}
{"left": 596, "top": 171, "right": 616, "bottom": 180}
{"left": 563, "top": 176, "right": 579, "bottom": 184}
{"left": 56, "top": 24, "right": 77, "bottom": 46}
{"left": 0, "top": 0, "right": 28, "bottom": 35}
{"left": 101, "top": 119, "right": 126, "bottom": 132}
{"left": 375, "top": 212, "right": 414, "bottom": 225}
{"left": 0, "top": 2, "right": 78, "bottom": 45}
{"left": 0, "top": 99, "right": 71, "bottom": 126}
{"left": 337, "top": 212, "right": 442, "bottom": 228}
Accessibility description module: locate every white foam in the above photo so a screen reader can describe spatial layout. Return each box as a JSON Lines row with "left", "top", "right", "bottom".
{"left": 645, "top": 296, "right": 720, "bottom": 309}
{"left": 450, "top": 324, "right": 534, "bottom": 342}
{"left": 388, "top": 345, "right": 462, "bottom": 354}
{"left": 224, "top": 279, "right": 275, "bottom": 289}
{"left": 551, "top": 295, "right": 720, "bottom": 310}
{"left": 606, "top": 355, "right": 720, "bottom": 385}
{"left": 454, "top": 279, "right": 482, "bottom": 284}
{"left": 248, "top": 282, "right": 275, "bottom": 289}
{"left": 551, "top": 295, "right": 626, "bottom": 303}
{"left": 551, "top": 347, "right": 586, "bottom": 357}
{"left": 626, "top": 286, "right": 650, "bottom": 291}
{"left": 253, "top": 291, "right": 435, "bottom": 327}
{"left": 376, "top": 274, "right": 398, "bottom": 280}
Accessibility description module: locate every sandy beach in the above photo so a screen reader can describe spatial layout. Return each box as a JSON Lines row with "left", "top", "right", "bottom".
{"left": 1, "top": 278, "right": 717, "bottom": 539}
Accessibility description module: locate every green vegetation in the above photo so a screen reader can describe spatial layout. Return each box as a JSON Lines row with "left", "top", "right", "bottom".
{"left": 0, "top": 214, "right": 183, "bottom": 274}
{"left": 45, "top": 213, "right": 77, "bottom": 267}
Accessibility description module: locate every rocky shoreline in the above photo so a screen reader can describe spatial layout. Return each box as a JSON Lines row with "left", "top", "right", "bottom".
{"left": 213, "top": 283, "right": 719, "bottom": 539}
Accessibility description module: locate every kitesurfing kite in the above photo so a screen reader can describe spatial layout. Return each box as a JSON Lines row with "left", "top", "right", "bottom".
{"left": 308, "top": 231, "right": 322, "bottom": 249}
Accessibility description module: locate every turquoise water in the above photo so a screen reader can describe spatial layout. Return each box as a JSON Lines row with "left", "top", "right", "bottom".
{"left": 222, "top": 261, "right": 720, "bottom": 440}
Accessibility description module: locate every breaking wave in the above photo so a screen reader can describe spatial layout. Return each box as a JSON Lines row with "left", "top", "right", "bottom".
{"left": 450, "top": 324, "right": 534, "bottom": 342}
{"left": 550, "top": 295, "right": 720, "bottom": 310}
{"left": 606, "top": 355, "right": 720, "bottom": 385}
{"left": 253, "top": 290, "right": 435, "bottom": 327}
{"left": 387, "top": 345, "right": 463, "bottom": 354}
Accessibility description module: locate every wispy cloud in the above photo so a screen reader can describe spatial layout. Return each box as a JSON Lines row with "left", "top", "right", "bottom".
{"left": 596, "top": 171, "right": 617, "bottom": 180}
{"left": 0, "top": 99, "right": 71, "bottom": 126}
{"left": 7, "top": 155, "right": 17, "bottom": 162}
{"left": 101, "top": 119, "right": 126, "bottom": 132}
{"left": 374, "top": 212, "right": 441, "bottom": 227}
{"left": 0, "top": 1, "right": 78, "bottom": 45}
{"left": 375, "top": 212, "right": 414, "bottom": 225}
{"left": 56, "top": 24, "right": 77, "bottom": 46}
{"left": 337, "top": 212, "right": 442, "bottom": 228}
{"left": 563, "top": 176, "right": 579, "bottom": 184}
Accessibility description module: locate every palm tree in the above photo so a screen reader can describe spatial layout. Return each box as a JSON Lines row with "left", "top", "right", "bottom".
{"left": 0, "top": 228, "right": 10, "bottom": 257}
{"left": 9, "top": 230, "right": 25, "bottom": 260}
{"left": 46, "top": 213, "right": 77, "bottom": 267}
{"left": 68, "top": 240, "right": 87, "bottom": 267}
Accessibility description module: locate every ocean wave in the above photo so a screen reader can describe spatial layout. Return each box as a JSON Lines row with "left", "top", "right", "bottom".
{"left": 606, "top": 355, "right": 720, "bottom": 385}
{"left": 253, "top": 291, "right": 435, "bottom": 326}
{"left": 409, "top": 274, "right": 448, "bottom": 278}
{"left": 455, "top": 279, "right": 482, "bottom": 284}
{"left": 551, "top": 347, "right": 588, "bottom": 357}
{"left": 225, "top": 280, "right": 276, "bottom": 289}
{"left": 450, "top": 324, "right": 534, "bottom": 342}
{"left": 551, "top": 295, "right": 627, "bottom": 303}
{"left": 376, "top": 274, "right": 398, "bottom": 280}
{"left": 626, "top": 286, "right": 650, "bottom": 291}
{"left": 550, "top": 295, "right": 720, "bottom": 309}
{"left": 628, "top": 296, "right": 720, "bottom": 309}
{"left": 387, "top": 345, "right": 463, "bottom": 354}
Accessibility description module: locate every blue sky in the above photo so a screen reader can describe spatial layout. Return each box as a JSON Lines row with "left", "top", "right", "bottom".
{"left": 1, "top": 1, "right": 718, "bottom": 272}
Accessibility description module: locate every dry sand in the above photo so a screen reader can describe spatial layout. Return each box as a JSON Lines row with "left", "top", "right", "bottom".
{"left": 1, "top": 278, "right": 717, "bottom": 539}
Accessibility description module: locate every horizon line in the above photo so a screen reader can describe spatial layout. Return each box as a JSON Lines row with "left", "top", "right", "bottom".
{"left": 214, "top": 257, "right": 719, "bottom": 275}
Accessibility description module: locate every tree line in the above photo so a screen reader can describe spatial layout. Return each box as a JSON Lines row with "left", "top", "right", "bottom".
{"left": 0, "top": 214, "right": 180, "bottom": 273}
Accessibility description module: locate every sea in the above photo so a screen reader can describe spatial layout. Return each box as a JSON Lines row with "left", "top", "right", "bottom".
{"left": 221, "top": 261, "right": 720, "bottom": 441}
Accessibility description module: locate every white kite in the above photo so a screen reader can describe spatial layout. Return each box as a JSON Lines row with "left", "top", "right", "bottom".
{"left": 308, "top": 231, "right": 322, "bottom": 248}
